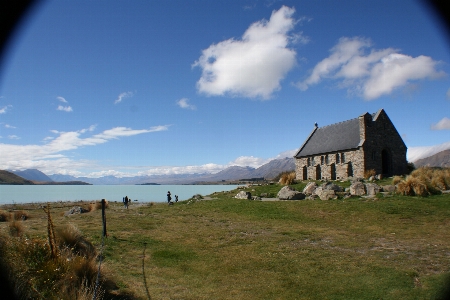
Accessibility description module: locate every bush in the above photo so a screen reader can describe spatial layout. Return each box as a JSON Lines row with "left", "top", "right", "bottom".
{"left": 88, "top": 200, "right": 109, "bottom": 212}
{"left": 392, "top": 175, "right": 403, "bottom": 185}
{"left": 56, "top": 224, "right": 97, "bottom": 259}
{"left": 0, "top": 210, "right": 9, "bottom": 222}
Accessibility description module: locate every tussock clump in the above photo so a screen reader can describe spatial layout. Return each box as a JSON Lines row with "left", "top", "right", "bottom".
{"left": 0, "top": 210, "right": 10, "bottom": 222}
{"left": 8, "top": 220, "right": 24, "bottom": 237}
{"left": 56, "top": 224, "right": 97, "bottom": 259}
{"left": 279, "top": 171, "right": 296, "bottom": 185}
{"left": 12, "top": 210, "right": 29, "bottom": 221}
{"left": 88, "top": 200, "right": 109, "bottom": 212}
{"left": 364, "top": 169, "right": 376, "bottom": 179}
{"left": 392, "top": 175, "right": 403, "bottom": 186}
{"left": 395, "top": 167, "right": 450, "bottom": 196}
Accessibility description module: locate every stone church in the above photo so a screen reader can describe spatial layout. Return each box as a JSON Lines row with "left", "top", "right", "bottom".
{"left": 294, "top": 109, "right": 407, "bottom": 180}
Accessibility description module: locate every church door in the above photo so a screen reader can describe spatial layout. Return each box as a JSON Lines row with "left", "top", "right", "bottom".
{"left": 330, "top": 163, "right": 336, "bottom": 180}
{"left": 316, "top": 165, "right": 321, "bottom": 180}
{"left": 382, "top": 149, "right": 391, "bottom": 176}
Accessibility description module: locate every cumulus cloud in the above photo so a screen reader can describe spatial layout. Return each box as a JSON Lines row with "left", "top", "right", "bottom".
{"left": 177, "top": 98, "right": 196, "bottom": 110}
{"left": 0, "top": 105, "right": 12, "bottom": 114}
{"left": 407, "top": 141, "right": 450, "bottom": 162}
{"left": 57, "top": 96, "right": 68, "bottom": 103}
{"left": 228, "top": 156, "right": 272, "bottom": 168}
{"left": 57, "top": 105, "right": 73, "bottom": 112}
{"left": 4, "top": 124, "right": 16, "bottom": 129}
{"left": 193, "top": 6, "right": 299, "bottom": 99}
{"left": 297, "top": 37, "right": 445, "bottom": 100}
{"left": 431, "top": 117, "right": 450, "bottom": 130}
{"left": 0, "top": 125, "right": 169, "bottom": 173}
{"left": 114, "top": 91, "right": 134, "bottom": 104}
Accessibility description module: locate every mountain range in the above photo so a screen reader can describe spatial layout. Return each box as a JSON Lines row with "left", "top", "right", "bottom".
{"left": 6, "top": 149, "right": 450, "bottom": 185}
{"left": 8, "top": 157, "right": 295, "bottom": 185}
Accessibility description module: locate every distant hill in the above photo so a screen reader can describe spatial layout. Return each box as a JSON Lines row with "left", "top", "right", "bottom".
{"left": 0, "top": 170, "right": 34, "bottom": 185}
{"left": 10, "top": 169, "right": 53, "bottom": 182}
{"left": 414, "top": 149, "right": 450, "bottom": 168}
{"left": 47, "top": 157, "right": 297, "bottom": 184}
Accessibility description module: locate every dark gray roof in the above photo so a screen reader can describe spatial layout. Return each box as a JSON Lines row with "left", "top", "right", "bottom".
{"left": 295, "top": 117, "right": 361, "bottom": 158}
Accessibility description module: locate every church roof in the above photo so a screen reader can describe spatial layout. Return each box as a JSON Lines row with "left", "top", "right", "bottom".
{"left": 294, "top": 114, "right": 370, "bottom": 158}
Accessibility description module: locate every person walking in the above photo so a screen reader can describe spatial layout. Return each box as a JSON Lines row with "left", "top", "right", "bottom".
{"left": 175, "top": 195, "right": 178, "bottom": 202}
{"left": 167, "top": 191, "right": 172, "bottom": 204}
{"left": 125, "top": 196, "right": 129, "bottom": 209}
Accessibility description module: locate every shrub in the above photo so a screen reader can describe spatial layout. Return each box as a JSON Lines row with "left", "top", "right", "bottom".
{"left": 396, "top": 176, "right": 429, "bottom": 196}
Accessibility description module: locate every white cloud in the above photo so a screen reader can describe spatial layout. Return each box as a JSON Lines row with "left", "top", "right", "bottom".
{"left": 8, "top": 135, "right": 20, "bottom": 140}
{"left": 0, "top": 125, "right": 170, "bottom": 174}
{"left": 228, "top": 156, "right": 272, "bottom": 168}
{"left": 0, "top": 105, "right": 12, "bottom": 114}
{"left": 407, "top": 141, "right": 450, "bottom": 162}
{"left": 193, "top": 6, "right": 298, "bottom": 99}
{"left": 4, "top": 124, "right": 16, "bottom": 129}
{"left": 297, "top": 37, "right": 445, "bottom": 100}
{"left": 57, "top": 96, "right": 68, "bottom": 103}
{"left": 114, "top": 91, "right": 134, "bottom": 104}
{"left": 431, "top": 117, "right": 450, "bottom": 130}
{"left": 57, "top": 105, "right": 73, "bottom": 112}
{"left": 177, "top": 98, "right": 196, "bottom": 110}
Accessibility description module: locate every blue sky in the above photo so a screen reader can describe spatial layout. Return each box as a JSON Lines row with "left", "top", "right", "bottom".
{"left": 0, "top": 0, "right": 449, "bottom": 178}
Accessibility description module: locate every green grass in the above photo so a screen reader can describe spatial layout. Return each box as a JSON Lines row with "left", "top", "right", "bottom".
{"left": 1, "top": 184, "right": 450, "bottom": 299}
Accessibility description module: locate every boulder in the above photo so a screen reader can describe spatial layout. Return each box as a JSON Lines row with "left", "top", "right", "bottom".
{"left": 277, "top": 186, "right": 305, "bottom": 200}
{"left": 321, "top": 182, "right": 343, "bottom": 192}
{"left": 235, "top": 191, "right": 252, "bottom": 199}
{"left": 316, "top": 189, "right": 337, "bottom": 200}
{"left": 303, "top": 182, "right": 318, "bottom": 195}
{"left": 381, "top": 185, "right": 396, "bottom": 193}
{"left": 350, "top": 182, "right": 366, "bottom": 196}
{"left": 365, "top": 183, "right": 381, "bottom": 196}
{"left": 64, "top": 206, "right": 88, "bottom": 217}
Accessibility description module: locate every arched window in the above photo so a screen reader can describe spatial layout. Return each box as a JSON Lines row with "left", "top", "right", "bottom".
{"left": 311, "top": 156, "right": 315, "bottom": 166}
{"left": 341, "top": 153, "right": 345, "bottom": 163}
{"left": 336, "top": 153, "right": 340, "bottom": 164}
{"left": 325, "top": 155, "right": 329, "bottom": 165}
{"left": 307, "top": 157, "right": 310, "bottom": 167}
{"left": 321, "top": 156, "right": 324, "bottom": 164}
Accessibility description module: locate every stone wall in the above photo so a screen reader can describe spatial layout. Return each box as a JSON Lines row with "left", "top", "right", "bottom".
{"left": 295, "top": 148, "right": 365, "bottom": 180}
{"left": 361, "top": 110, "right": 407, "bottom": 176}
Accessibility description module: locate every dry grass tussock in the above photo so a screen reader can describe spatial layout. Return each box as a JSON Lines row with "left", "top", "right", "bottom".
{"left": 395, "top": 167, "right": 450, "bottom": 196}
{"left": 88, "top": 199, "right": 109, "bottom": 212}
{"left": 0, "top": 218, "right": 123, "bottom": 299}
{"left": 279, "top": 171, "right": 296, "bottom": 185}
{"left": 364, "top": 169, "right": 376, "bottom": 179}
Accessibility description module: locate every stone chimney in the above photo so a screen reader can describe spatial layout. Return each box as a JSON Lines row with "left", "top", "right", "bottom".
{"left": 358, "top": 112, "right": 371, "bottom": 141}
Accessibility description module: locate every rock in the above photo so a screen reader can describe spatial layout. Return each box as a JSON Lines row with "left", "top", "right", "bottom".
{"left": 252, "top": 196, "right": 261, "bottom": 200}
{"left": 368, "top": 176, "right": 375, "bottom": 181}
{"left": 235, "top": 191, "right": 252, "bottom": 199}
{"left": 303, "top": 182, "right": 318, "bottom": 195}
{"left": 375, "top": 174, "right": 383, "bottom": 180}
{"left": 277, "top": 186, "right": 305, "bottom": 200}
{"left": 260, "top": 193, "right": 268, "bottom": 197}
{"left": 381, "top": 185, "right": 396, "bottom": 193}
{"left": 350, "top": 182, "right": 366, "bottom": 196}
{"left": 64, "top": 206, "right": 88, "bottom": 217}
{"left": 316, "top": 189, "right": 337, "bottom": 200}
{"left": 321, "top": 182, "right": 343, "bottom": 192}
{"left": 365, "top": 183, "right": 381, "bottom": 196}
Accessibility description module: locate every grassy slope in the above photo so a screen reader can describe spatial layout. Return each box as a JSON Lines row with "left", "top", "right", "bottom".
{"left": 0, "top": 170, "right": 34, "bottom": 185}
{"left": 1, "top": 183, "right": 450, "bottom": 299}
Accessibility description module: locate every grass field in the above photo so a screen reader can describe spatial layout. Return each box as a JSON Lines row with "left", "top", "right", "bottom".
{"left": 1, "top": 181, "right": 450, "bottom": 299}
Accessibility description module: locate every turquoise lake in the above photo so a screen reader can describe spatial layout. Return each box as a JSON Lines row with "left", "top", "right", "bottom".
{"left": 0, "top": 185, "right": 241, "bottom": 204}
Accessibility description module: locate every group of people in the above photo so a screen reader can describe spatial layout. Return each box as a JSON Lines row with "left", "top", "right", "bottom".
{"left": 167, "top": 191, "right": 178, "bottom": 205}
{"left": 122, "top": 196, "right": 132, "bottom": 209}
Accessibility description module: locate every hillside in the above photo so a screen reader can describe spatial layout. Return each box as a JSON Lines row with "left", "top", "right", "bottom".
{"left": 9, "top": 169, "right": 54, "bottom": 182}
{"left": 414, "top": 149, "right": 450, "bottom": 168}
{"left": 0, "top": 170, "right": 34, "bottom": 185}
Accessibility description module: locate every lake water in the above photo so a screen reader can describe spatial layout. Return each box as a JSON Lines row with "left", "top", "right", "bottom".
{"left": 0, "top": 185, "right": 241, "bottom": 204}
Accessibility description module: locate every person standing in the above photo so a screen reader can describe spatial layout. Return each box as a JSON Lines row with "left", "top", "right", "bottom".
{"left": 175, "top": 195, "right": 178, "bottom": 202}
{"left": 125, "top": 196, "right": 129, "bottom": 209}
{"left": 167, "top": 191, "right": 172, "bottom": 204}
